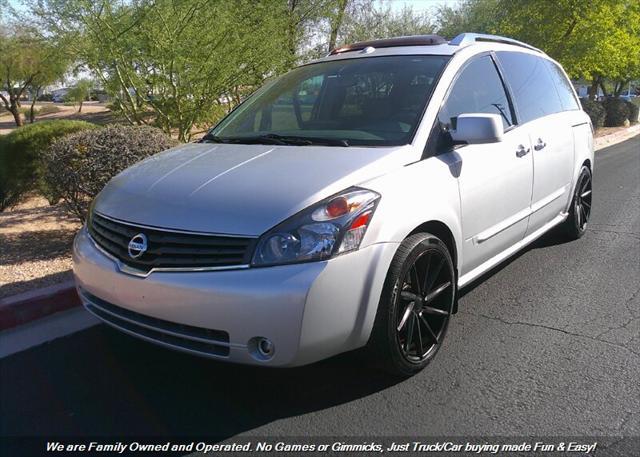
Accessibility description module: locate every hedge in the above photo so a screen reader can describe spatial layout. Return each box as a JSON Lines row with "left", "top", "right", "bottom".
{"left": 602, "top": 97, "right": 631, "bottom": 127}
{"left": 0, "top": 120, "right": 97, "bottom": 211}
{"left": 43, "top": 125, "right": 178, "bottom": 220}
{"left": 579, "top": 98, "right": 606, "bottom": 129}
{"left": 625, "top": 100, "right": 639, "bottom": 124}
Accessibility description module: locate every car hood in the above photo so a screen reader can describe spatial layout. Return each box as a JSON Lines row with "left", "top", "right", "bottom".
{"left": 95, "top": 142, "right": 414, "bottom": 236}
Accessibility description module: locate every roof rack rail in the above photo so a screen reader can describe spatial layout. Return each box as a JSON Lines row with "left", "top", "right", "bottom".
{"left": 450, "top": 33, "right": 544, "bottom": 54}
{"left": 329, "top": 35, "right": 447, "bottom": 56}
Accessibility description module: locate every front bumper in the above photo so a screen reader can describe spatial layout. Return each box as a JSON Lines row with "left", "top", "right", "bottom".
{"left": 73, "top": 227, "right": 398, "bottom": 366}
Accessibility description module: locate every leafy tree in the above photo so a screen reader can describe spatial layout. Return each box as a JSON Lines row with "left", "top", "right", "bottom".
{"left": 435, "top": 0, "right": 500, "bottom": 39}
{"left": 65, "top": 79, "right": 93, "bottom": 112}
{"left": 0, "top": 27, "right": 65, "bottom": 127}
{"left": 436, "top": 0, "right": 640, "bottom": 100}
{"left": 27, "top": 0, "right": 292, "bottom": 141}
{"left": 327, "top": 0, "right": 349, "bottom": 52}
{"left": 26, "top": 54, "right": 69, "bottom": 123}
{"left": 337, "top": 0, "right": 434, "bottom": 47}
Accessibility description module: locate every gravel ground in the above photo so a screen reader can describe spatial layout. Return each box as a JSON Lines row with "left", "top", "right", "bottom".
{"left": 0, "top": 196, "right": 81, "bottom": 299}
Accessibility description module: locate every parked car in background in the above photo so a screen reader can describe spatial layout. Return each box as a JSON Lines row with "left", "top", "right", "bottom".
{"left": 51, "top": 89, "right": 69, "bottom": 103}
{"left": 73, "top": 33, "right": 593, "bottom": 376}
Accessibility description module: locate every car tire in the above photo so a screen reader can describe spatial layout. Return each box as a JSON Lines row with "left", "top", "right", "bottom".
{"left": 367, "top": 233, "right": 456, "bottom": 377}
{"left": 563, "top": 166, "right": 592, "bottom": 240}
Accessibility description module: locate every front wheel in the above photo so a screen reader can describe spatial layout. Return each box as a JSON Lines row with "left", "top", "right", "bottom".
{"left": 563, "top": 166, "right": 592, "bottom": 240}
{"left": 367, "top": 233, "right": 456, "bottom": 377}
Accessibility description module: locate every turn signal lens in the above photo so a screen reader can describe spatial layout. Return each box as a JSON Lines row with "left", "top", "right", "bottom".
{"left": 338, "top": 210, "right": 373, "bottom": 253}
{"left": 312, "top": 189, "right": 378, "bottom": 222}
{"left": 326, "top": 197, "right": 349, "bottom": 218}
{"left": 349, "top": 210, "right": 372, "bottom": 230}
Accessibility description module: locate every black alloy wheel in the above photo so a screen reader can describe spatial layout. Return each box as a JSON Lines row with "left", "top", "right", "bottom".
{"left": 564, "top": 166, "right": 592, "bottom": 239}
{"left": 368, "top": 233, "right": 456, "bottom": 376}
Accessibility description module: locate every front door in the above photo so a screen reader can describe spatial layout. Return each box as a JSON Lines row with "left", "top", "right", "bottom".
{"left": 432, "top": 54, "right": 533, "bottom": 277}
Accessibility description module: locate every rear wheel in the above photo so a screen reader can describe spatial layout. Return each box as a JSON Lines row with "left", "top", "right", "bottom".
{"left": 563, "top": 166, "right": 592, "bottom": 240}
{"left": 368, "top": 233, "right": 456, "bottom": 377}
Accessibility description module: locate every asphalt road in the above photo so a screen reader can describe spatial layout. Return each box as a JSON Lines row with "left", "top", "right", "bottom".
{"left": 1, "top": 137, "right": 638, "bottom": 450}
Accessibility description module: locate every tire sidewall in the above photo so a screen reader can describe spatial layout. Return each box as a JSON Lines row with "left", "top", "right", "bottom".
{"left": 381, "top": 234, "right": 455, "bottom": 376}
{"left": 569, "top": 166, "right": 592, "bottom": 238}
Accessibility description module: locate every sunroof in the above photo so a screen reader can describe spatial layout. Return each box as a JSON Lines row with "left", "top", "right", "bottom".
{"left": 330, "top": 35, "right": 447, "bottom": 55}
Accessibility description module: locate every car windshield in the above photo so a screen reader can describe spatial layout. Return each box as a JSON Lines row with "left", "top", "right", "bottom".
{"left": 208, "top": 55, "right": 449, "bottom": 147}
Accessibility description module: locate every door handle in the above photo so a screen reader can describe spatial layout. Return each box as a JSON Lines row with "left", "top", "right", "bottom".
{"left": 534, "top": 138, "right": 546, "bottom": 151}
{"left": 516, "top": 144, "right": 530, "bottom": 157}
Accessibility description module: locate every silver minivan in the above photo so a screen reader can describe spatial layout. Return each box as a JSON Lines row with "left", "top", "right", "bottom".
{"left": 73, "top": 33, "right": 593, "bottom": 376}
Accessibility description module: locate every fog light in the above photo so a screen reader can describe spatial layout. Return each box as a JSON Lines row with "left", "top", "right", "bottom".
{"left": 258, "top": 338, "right": 274, "bottom": 357}
{"left": 249, "top": 337, "right": 275, "bottom": 361}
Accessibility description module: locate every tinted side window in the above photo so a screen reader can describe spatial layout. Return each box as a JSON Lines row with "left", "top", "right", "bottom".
{"left": 545, "top": 60, "right": 580, "bottom": 111}
{"left": 438, "top": 56, "right": 513, "bottom": 132}
{"left": 496, "top": 51, "right": 563, "bottom": 123}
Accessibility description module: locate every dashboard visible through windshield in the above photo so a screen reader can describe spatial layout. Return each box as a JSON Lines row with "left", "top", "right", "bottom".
{"left": 207, "top": 55, "right": 450, "bottom": 147}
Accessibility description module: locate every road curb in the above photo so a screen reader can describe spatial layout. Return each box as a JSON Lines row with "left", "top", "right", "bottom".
{"left": 594, "top": 124, "right": 640, "bottom": 151}
{"left": 0, "top": 280, "right": 80, "bottom": 331}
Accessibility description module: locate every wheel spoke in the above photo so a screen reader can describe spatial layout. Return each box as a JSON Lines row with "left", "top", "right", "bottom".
{"left": 424, "top": 281, "right": 451, "bottom": 303}
{"left": 401, "top": 290, "right": 419, "bottom": 302}
{"left": 405, "top": 313, "right": 415, "bottom": 352}
{"left": 410, "top": 265, "right": 422, "bottom": 295}
{"left": 397, "top": 302, "right": 414, "bottom": 332}
{"left": 579, "top": 205, "right": 587, "bottom": 227}
{"left": 415, "top": 313, "right": 424, "bottom": 355}
{"left": 580, "top": 189, "right": 591, "bottom": 199}
{"left": 576, "top": 203, "right": 582, "bottom": 227}
{"left": 424, "top": 257, "right": 445, "bottom": 294}
{"left": 582, "top": 200, "right": 591, "bottom": 210}
{"left": 423, "top": 305, "right": 450, "bottom": 316}
{"left": 421, "top": 252, "right": 432, "bottom": 293}
{"left": 419, "top": 314, "right": 439, "bottom": 343}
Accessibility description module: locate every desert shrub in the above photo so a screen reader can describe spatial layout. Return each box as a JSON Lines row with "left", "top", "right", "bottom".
{"left": 625, "top": 100, "right": 639, "bottom": 124}
{"left": 44, "top": 125, "right": 178, "bottom": 220}
{"left": 37, "top": 104, "right": 62, "bottom": 116}
{"left": 602, "top": 97, "right": 631, "bottom": 127}
{"left": 579, "top": 98, "right": 606, "bottom": 129}
{"left": 0, "top": 120, "right": 97, "bottom": 211}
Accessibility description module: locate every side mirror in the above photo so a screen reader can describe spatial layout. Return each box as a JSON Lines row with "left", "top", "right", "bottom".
{"left": 450, "top": 113, "right": 504, "bottom": 144}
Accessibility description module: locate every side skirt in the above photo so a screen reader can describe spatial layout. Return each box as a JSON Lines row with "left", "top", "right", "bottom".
{"left": 457, "top": 212, "right": 568, "bottom": 289}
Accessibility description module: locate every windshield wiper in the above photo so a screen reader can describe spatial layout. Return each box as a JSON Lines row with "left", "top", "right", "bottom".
{"left": 201, "top": 133, "right": 349, "bottom": 147}
{"left": 200, "top": 133, "right": 229, "bottom": 143}
{"left": 276, "top": 135, "right": 350, "bottom": 147}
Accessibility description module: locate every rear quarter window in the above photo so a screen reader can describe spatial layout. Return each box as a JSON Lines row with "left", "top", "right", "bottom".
{"left": 544, "top": 60, "right": 580, "bottom": 111}
{"left": 496, "top": 51, "right": 563, "bottom": 124}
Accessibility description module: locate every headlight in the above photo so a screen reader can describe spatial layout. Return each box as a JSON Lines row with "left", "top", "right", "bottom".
{"left": 251, "top": 188, "right": 380, "bottom": 266}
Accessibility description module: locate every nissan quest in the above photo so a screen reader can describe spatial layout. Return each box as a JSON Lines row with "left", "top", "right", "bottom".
{"left": 73, "top": 33, "right": 594, "bottom": 376}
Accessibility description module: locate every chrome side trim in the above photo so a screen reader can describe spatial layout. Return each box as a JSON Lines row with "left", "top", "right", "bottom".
{"left": 472, "top": 185, "right": 569, "bottom": 244}
{"left": 459, "top": 212, "right": 568, "bottom": 287}
{"left": 94, "top": 210, "right": 258, "bottom": 238}
{"left": 86, "top": 230, "right": 250, "bottom": 278}
{"left": 530, "top": 185, "right": 570, "bottom": 214}
{"left": 474, "top": 207, "right": 530, "bottom": 244}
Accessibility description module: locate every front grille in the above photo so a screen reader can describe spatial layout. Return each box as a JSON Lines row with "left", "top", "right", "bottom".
{"left": 80, "top": 289, "right": 230, "bottom": 357}
{"left": 88, "top": 211, "right": 254, "bottom": 273}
